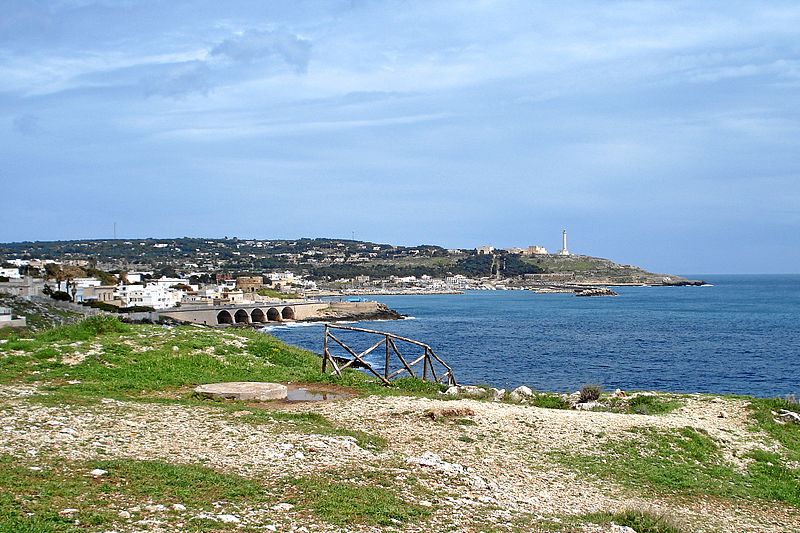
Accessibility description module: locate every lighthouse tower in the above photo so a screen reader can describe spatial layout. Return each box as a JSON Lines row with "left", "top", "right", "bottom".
{"left": 557, "top": 229, "right": 570, "bottom": 256}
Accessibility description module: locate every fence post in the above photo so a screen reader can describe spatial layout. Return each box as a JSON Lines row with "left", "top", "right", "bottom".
{"left": 384, "top": 334, "right": 390, "bottom": 380}
{"left": 322, "top": 324, "right": 329, "bottom": 373}
{"left": 422, "top": 347, "right": 429, "bottom": 382}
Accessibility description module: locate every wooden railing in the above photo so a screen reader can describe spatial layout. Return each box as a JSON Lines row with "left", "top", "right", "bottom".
{"left": 322, "top": 324, "right": 457, "bottom": 386}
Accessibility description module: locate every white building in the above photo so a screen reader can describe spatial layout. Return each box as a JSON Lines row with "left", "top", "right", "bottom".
{"left": 445, "top": 275, "right": 470, "bottom": 290}
{"left": 524, "top": 245, "right": 548, "bottom": 255}
{"left": 115, "top": 284, "right": 183, "bottom": 309}
{"left": 0, "top": 268, "right": 21, "bottom": 279}
{"left": 267, "top": 271, "right": 296, "bottom": 282}
{"left": 476, "top": 246, "right": 495, "bottom": 255}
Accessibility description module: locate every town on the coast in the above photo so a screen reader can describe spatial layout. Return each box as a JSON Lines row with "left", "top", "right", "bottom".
{"left": 0, "top": 231, "right": 702, "bottom": 328}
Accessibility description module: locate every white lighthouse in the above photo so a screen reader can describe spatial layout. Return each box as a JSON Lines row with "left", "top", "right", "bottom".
{"left": 557, "top": 229, "right": 570, "bottom": 256}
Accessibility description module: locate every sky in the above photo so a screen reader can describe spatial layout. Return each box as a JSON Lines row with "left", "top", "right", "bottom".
{"left": 1, "top": 1, "right": 799, "bottom": 274}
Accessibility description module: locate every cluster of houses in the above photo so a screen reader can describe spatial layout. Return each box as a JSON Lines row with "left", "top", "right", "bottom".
{"left": 0, "top": 259, "right": 318, "bottom": 311}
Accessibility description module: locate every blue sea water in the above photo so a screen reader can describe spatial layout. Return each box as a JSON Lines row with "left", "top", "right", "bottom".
{"left": 264, "top": 275, "right": 800, "bottom": 397}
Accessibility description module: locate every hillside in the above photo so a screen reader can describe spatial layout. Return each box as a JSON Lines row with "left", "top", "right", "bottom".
{"left": 0, "top": 237, "right": 693, "bottom": 284}
{"left": 0, "top": 317, "right": 797, "bottom": 532}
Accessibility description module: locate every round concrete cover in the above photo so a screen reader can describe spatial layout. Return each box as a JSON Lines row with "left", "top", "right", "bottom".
{"left": 194, "top": 382, "right": 288, "bottom": 401}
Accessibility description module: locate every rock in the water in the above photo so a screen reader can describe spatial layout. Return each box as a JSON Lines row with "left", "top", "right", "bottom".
{"left": 194, "top": 382, "right": 288, "bottom": 401}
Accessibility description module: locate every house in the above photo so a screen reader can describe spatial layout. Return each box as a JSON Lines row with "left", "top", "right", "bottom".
{"left": 0, "top": 307, "right": 26, "bottom": 329}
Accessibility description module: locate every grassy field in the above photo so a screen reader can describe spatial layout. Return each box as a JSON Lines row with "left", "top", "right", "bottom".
{"left": 1, "top": 316, "right": 799, "bottom": 532}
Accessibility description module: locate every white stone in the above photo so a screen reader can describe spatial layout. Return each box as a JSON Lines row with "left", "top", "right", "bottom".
{"left": 512, "top": 386, "right": 534, "bottom": 397}
{"left": 195, "top": 381, "right": 288, "bottom": 401}
{"left": 59, "top": 509, "right": 78, "bottom": 516}
{"left": 293, "top": 451, "right": 305, "bottom": 460}
{"left": 172, "top": 504, "right": 186, "bottom": 511}
{"left": 491, "top": 388, "right": 506, "bottom": 402}
{"left": 611, "top": 525, "right": 637, "bottom": 533}
{"left": 216, "top": 514, "right": 240, "bottom": 524}
{"left": 272, "top": 503, "right": 294, "bottom": 512}
{"left": 574, "top": 401, "right": 602, "bottom": 411}
{"left": 29, "top": 466, "right": 42, "bottom": 471}
{"left": 144, "top": 504, "right": 166, "bottom": 512}
{"left": 117, "top": 510, "right": 131, "bottom": 519}
{"left": 89, "top": 468, "right": 108, "bottom": 477}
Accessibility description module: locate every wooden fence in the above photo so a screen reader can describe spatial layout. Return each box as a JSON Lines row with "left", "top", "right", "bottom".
{"left": 322, "top": 324, "right": 457, "bottom": 386}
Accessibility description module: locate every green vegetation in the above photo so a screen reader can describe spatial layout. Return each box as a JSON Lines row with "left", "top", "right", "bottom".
{"left": 748, "top": 397, "right": 800, "bottom": 461}
{"left": 256, "top": 287, "right": 301, "bottom": 299}
{"left": 285, "top": 472, "right": 430, "bottom": 526}
{"left": 0, "top": 316, "right": 444, "bottom": 402}
{"left": 578, "top": 509, "right": 685, "bottom": 533}
{"left": 601, "top": 393, "right": 683, "bottom": 415}
{"left": 626, "top": 394, "right": 682, "bottom": 415}
{"left": 0, "top": 455, "right": 268, "bottom": 532}
{"left": 531, "top": 394, "right": 571, "bottom": 409}
{"left": 235, "top": 410, "right": 387, "bottom": 451}
{"left": 556, "top": 426, "right": 800, "bottom": 508}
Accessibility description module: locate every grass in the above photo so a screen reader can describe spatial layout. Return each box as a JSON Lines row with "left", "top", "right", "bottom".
{"left": 0, "top": 316, "right": 443, "bottom": 402}
{"left": 256, "top": 288, "right": 301, "bottom": 299}
{"left": 284, "top": 472, "right": 430, "bottom": 526}
{"left": 556, "top": 425, "right": 800, "bottom": 508}
{"left": 626, "top": 394, "right": 682, "bottom": 415}
{"left": 235, "top": 410, "right": 387, "bottom": 451}
{"left": 601, "top": 393, "right": 683, "bottom": 415}
{"left": 748, "top": 397, "right": 800, "bottom": 461}
{"left": 531, "top": 394, "right": 571, "bottom": 409}
{"left": 579, "top": 509, "right": 685, "bottom": 533}
{"left": 0, "top": 455, "right": 269, "bottom": 532}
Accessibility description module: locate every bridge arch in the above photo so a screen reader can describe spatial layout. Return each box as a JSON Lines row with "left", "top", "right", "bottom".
{"left": 281, "top": 306, "right": 295, "bottom": 320}
{"left": 267, "top": 307, "right": 281, "bottom": 321}
{"left": 217, "top": 310, "right": 233, "bottom": 325}
{"left": 251, "top": 308, "right": 266, "bottom": 323}
{"left": 234, "top": 309, "right": 250, "bottom": 324}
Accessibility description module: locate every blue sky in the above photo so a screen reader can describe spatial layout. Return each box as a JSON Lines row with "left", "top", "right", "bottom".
{"left": 1, "top": 1, "right": 799, "bottom": 274}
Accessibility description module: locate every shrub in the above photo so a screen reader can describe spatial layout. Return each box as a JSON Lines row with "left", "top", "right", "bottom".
{"left": 579, "top": 384, "right": 602, "bottom": 403}
{"left": 532, "top": 394, "right": 571, "bottom": 409}
{"left": 50, "top": 291, "right": 72, "bottom": 302}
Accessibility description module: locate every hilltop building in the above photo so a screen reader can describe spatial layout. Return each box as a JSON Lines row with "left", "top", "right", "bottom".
{"left": 523, "top": 245, "right": 548, "bottom": 255}
{"left": 476, "top": 246, "right": 495, "bottom": 255}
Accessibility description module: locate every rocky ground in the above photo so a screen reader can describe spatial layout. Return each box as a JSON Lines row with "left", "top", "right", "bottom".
{"left": 1, "top": 383, "right": 798, "bottom": 532}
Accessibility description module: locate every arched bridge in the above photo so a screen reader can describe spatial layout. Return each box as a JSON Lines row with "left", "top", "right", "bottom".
{"left": 159, "top": 302, "right": 330, "bottom": 327}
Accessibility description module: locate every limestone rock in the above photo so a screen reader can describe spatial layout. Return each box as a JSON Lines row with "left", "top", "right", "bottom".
{"left": 445, "top": 385, "right": 487, "bottom": 398}
{"left": 194, "top": 382, "right": 288, "bottom": 401}
{"left": 491, "top": 388, "right": 506, "bottom": 402}
{"left": 509, "top": 386, "right": 534, "bottom": 403}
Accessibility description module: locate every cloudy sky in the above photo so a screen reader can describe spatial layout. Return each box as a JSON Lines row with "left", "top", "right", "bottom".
{"left": 2, "top": 1, "right": 799, "bottom": 273}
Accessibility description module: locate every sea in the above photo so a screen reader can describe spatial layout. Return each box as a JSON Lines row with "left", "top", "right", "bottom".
{"left": 262, "top": 275, "right": 799, "bottom": 397}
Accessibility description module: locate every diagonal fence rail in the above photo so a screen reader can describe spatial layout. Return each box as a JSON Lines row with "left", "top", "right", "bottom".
{"left": 322, "top": 324, "right": 457, "bottom": 386}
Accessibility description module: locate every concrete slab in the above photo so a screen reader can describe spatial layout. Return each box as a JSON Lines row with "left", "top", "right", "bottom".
{"left": 194, "top": 382, "right": 288, "bottom": 401}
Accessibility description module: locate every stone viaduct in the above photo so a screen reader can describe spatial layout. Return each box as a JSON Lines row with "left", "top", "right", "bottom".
{"left": 159, "top": 302, "right": 330, "bottom": 327}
